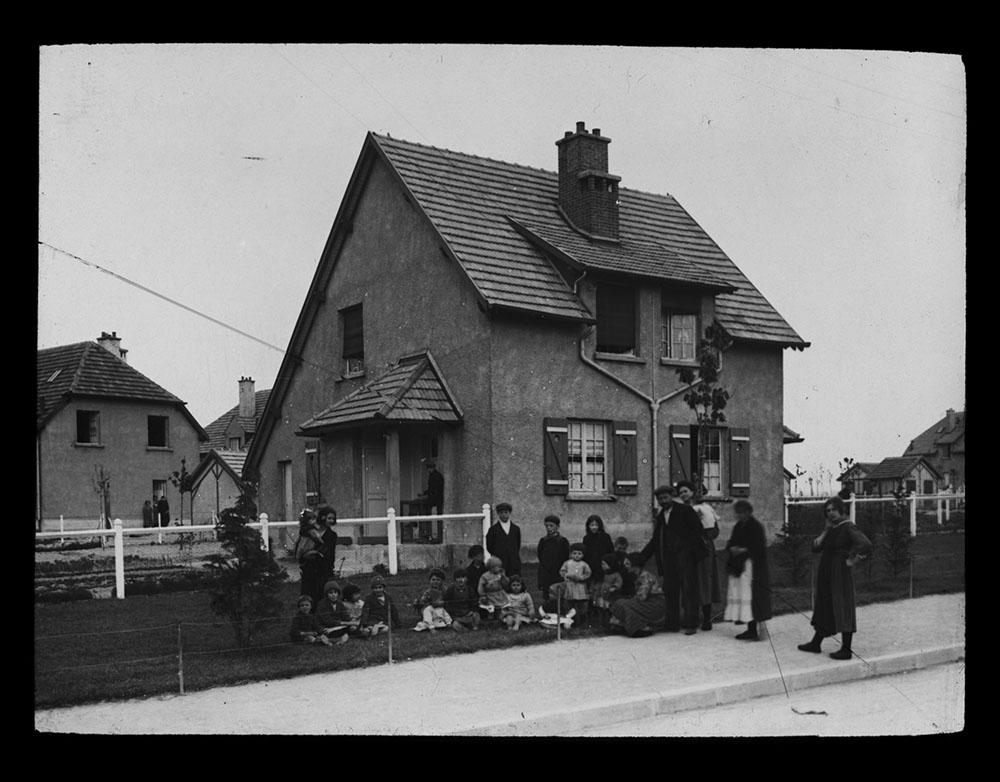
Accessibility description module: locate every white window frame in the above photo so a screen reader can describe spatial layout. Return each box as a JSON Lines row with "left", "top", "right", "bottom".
{"left": 698, "top": 426, "right": 724, "bottom": 497}
{"left": 568, "top": 420, "right": 609, "bottom": 496}
{"left": 661, "top": 309, "right": 699, "bottom": 362}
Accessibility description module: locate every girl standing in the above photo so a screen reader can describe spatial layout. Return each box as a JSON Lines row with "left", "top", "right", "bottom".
{"left": 582, "top": 514, "right": 614, "bottom": 590}
{"left": 723, "top": 500, "right": 772, "bottom": 640}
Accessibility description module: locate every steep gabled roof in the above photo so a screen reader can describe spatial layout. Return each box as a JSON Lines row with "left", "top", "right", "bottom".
{"left": 866, "top": 456, "right": 940, "bottom": 482}
{"left": 37, "top": 342, "right": 208, "bottom": 438}
{"left": 373, "top": 133, "right": 808, "bottom": 347}
{"left": 298, "top": 352, "right": 462, "bottom": 435}
{"left": 201, "top": 389, "right": 272, "bottom": 453}
{"left": 903, "top": 411, "right": 966, "bottom": 456}
{"left": 190, "top": 448, "right": 248, "bottom": 491}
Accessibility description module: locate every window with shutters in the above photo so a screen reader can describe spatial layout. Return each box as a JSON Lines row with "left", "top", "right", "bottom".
{"left": 595, "top": 283, "right": 637, "bottom": 357}
{"left": 544, "top": 418, "right": 638, "bottom": 499}
{"left": 341, "top": 304, "right": 364, "bottom": 376}
{"left": 305, "top": 440, "right": 321, "bottom": 506}
{"left": 669, "top": 424, "right": 750, "bottom": 498}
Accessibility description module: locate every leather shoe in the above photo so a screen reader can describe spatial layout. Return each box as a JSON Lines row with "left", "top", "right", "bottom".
{"left": 683, "top": 628, "right": 697, "bottom": 635}
{"left": 829, "top": 648, "right": 852, "bottom": 660}
{"left": 797, "top": 642, "right": 822, "bottom": 653}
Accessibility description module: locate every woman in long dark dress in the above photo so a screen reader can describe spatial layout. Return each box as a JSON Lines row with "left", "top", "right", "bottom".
{"left": 723, "top": 499, "right": 772, "bottom": 640}
{"left": 582, "top": 514, "right": 614, "bottom": 586}
{"left": 316, "top": 505, "right": 340, "bottom": 584}
{"left": 798, "top": 496, "right": 873, "bottom": 660}
{"left": 677, "top": 481, "right": 721, "bottom": 631}
{"left": 610, "top": 553, "right": 667, "bottom": 637}
{"left": 295, "top": 509, "right": 326, "bottom": 609}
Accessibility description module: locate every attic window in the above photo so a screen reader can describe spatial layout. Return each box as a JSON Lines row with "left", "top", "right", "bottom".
{"left": 341, "top": 304, "right": 365, "bottom": 376}
{"left": 47, "top": 369, "right": 62, "bottom": 383}
{"left": 596, "top": 282, "right": 637, "bottom": 356}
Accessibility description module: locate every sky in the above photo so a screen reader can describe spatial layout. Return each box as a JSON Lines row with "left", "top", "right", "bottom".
{"left": 37, "top": 45, "right": 966, "bottom": 491}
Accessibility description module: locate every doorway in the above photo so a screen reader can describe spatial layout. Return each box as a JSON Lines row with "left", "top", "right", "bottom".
{"left": 362, "top": 445, "right": 388, "bottom": 542}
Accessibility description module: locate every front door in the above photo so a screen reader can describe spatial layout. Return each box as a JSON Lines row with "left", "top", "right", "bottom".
{"left": 362, "top": 446, "right": 388, "bottom": 542}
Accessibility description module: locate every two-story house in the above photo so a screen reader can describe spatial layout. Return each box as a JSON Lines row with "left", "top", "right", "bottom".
{"left": 902, "top": 408, "right": 965, "bottom": 492}
{"left": 36, "top": 332, "right": 208, "bottom": 530}
{"left": 244, "top": 123, "right": 809, "bottom": 563}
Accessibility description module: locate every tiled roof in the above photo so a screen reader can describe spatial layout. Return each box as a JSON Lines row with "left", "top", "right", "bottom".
{"left": 202, "top": 389, "right": 272, "bottom": 452}
{"left": 837, "top": 462, "right": 880, "bottom": 481}
{"left": 904, "top": 411, "right": 966, "bottom": 456}
{"left": 782, "top": 425, "right": 804, "bottom": 444}
{"left": 190, "top": 448, "right": 248, "bottom": 489}
{"left": 299, "top": 352, "right": 462, "bottom": 434}
{"left": 37, "top": 342, "right": 200, "bottom": 432}
{"left": 866, "top": 457, "right": 939, "bottom": 482}
{"left": 374, "top": 134, "right": 807, "bottom": 346}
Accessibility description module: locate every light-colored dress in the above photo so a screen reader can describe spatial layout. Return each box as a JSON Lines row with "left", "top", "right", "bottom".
{"left": 414, "top": 604, "right": 453, "bottom": 631}
{"left": 559, "top": 559, "right": 592, "bottom": 600}
{"left": 723, "top": 559, "right": 755, "bottom": 623}
{"left": 501, "top": 591, "right": 536, "bottom": 622}
{"left": 478, "top": 571, "right": 510, "bottom": 611}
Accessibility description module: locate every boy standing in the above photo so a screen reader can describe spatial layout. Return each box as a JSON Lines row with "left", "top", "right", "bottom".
{"left": 537, "top": 514, "right": 569, "bottom": 602}
{"left": 485, "top": 502, "right": 522, "bottom": 577}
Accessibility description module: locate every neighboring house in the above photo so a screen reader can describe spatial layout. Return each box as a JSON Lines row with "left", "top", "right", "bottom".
{"left": 201, "top": 377, "right": 271, "bottom": 454}
{"left": 190, "top": 448, "right": 248, "bottom": 524}
{"left": 244, "top": 122, "right": 809, "bottom": 557}
{"left": 836, "top": 462, "right": 880, "bottom": 496}
{"left": 902, "top": 408, "right": 965, "bottom": 492}
{"left": 864, "top": 457, "right": 941, "bottom": 497}
{"left": 36, "top": 332, "right": 208, "bottom": 529}
{"left": 783, "top": 425, "right": 804, "bottom": 495}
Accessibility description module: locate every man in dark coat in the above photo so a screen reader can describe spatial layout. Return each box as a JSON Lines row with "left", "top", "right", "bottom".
{"left": 142, "top": 500, "right": 155, "bottom": 528}
{"left": 156, "top": 495, "right": 170, "bottom": 527}
{"left": 640, "top": 484, "right": 706, "bottom": 634}
{"left": 485, "top": 502, "right": 521, "bottom": 577}
{"left": 420, "top": 460, "right": 445, "bottom": 514}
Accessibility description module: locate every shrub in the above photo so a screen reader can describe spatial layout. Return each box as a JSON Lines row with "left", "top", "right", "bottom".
{"left": 775, "top": 515, "right": 812, "bottom": 586}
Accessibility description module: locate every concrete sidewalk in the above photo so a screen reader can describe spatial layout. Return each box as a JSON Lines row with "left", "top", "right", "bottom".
{"left": 34, "top": 593, "right": 964, "bottom": 735}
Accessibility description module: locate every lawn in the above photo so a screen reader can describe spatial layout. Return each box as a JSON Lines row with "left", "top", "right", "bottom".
{"left": 34, "top": 532, "right": 964, "bottom": 709}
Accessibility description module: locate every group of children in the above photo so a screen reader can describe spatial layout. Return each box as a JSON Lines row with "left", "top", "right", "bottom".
{"left": 290, "top": 512, "right": 640, "bottom": 645}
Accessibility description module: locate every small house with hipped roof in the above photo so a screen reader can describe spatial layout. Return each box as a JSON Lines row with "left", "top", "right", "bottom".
{"left": 864, "top": 456, "right": 941, "bottom": 497}
{"left": 244, "top": 123, "right": 808, "bottom": 561}
{"left": 36, "top": 333, "right": 208, "bottom": 529}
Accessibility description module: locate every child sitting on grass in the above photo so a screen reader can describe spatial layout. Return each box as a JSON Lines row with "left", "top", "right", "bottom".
{"left": 414, "top": 589, "right": 454, "bottom": 632}
{"left": 289, "top": 595, "right": 332, "bottom": 645}
{"left": 359, "top": 575, "right": 401, "bottom": 637}
{"left": 315, "top": 580, "right": 351, "bottom": 645}
{"left": 538, "top": 581, "right": 576, "bottom": 629}
{"left": 341, "top": 583, "right": 365, "bottom": 636}
{"left": 560, "top": 543, "right": 592, "bottom": 626}
{"left": 478, "top": 556, "right": 510, "bottom": 621}
{"left": 444, "top": 568, "right": 481, "bottom": 631}
{"left": 590, "top": 553, "right": 625, "bottom": 629}
{"left": 466, "top": 545, "right": 487, "bottom": 596}
{"left": 412, "top": 568, "right": 447, "bottom": 615}
{"left": 501, "top": 574, "right": 536, "bottom": 631}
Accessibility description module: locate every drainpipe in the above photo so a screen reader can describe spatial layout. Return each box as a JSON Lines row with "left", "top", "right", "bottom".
{"left": 577, "top": 326, "right": 696, "bottom": 510}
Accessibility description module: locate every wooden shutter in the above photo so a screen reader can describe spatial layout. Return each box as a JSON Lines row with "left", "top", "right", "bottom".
{"left": 342, "top": 305, "right": 364, "bottom": 359}
{"left": 612, "top": 421, "right": 638, "bottom": 495}
{"left": 729, "top": 427, "right": 750, "bottom": 497}
{"left": 543, "top": 418, "right": 569, "bottom": 495}
{"left": 305, "top": 439, "right": 321, "bottom": 506}
{"left": 669, "top": 424, "right": 694, "bottom": 485}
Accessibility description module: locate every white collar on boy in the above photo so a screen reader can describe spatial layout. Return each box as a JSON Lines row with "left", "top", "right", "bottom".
{"left": 499, "top": 519, "right": 511, "bottom": 533}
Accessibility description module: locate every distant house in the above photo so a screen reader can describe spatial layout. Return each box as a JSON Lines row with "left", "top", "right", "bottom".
{"left": 836, "top": 462, "right": 880, "bottom": 496}
{"left": 902, "top": 408, "right": 965, "bottom": 491}
{"left": 244, "top": 122, "right": 808, "bottom": 560}
{"left": 783, "top": 425, "right": 804, "bottom": 495}
{"left": 190, "top": 448, "right": 248, "bottom": 524}
{"left": 864, "top": 456, "right": 941, "bottom": 497}
{"left": 36, "top": 332, "right": 208, "bottom": 529}
{"left": 200, "top": 377, "right": 271, "bottom": 454}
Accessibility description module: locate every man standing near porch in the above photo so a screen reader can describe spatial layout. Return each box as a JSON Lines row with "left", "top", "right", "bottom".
{"left": 420, "top": 460, "right": 445, "bottom": 514}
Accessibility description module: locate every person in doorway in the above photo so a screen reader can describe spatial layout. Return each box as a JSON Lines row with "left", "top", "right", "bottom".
{"left": 676, "top": 480, "right": 721, "bottom": 631}
{"left": 640, "top": 484, "right": 705, "bottom": 634}
{"left": 418, "top": 460, "right": 445, "bottom": 514}
{"left": 142, "top": 500, "right": 155, "bottom": 529}
{"left": 723, "top": 500, "right": 772, "bottom": 641}
{"left": 798, "top": 496, "right": 872, "bottom": 660}
{"left": 485, "top": 502, "right": 521, "bottom": 577}
{"left": 156, "top": 494, "right": 170, "bottom": 527}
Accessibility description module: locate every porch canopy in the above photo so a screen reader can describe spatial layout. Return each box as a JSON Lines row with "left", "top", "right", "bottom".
{"left": 297, "top": 351, "right": 463, "bottom": 436}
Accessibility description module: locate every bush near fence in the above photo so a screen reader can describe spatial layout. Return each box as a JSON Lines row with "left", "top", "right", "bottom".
{"left": 35, "top": 530, "right": 964, "bottom": 710}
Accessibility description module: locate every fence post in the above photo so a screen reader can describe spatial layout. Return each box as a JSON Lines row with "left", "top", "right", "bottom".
{"left": 259, "top": 512, "right": 269, "bottom": 551}
{"left": 387, "top": 508, "right": 398, "bottom": 575}
{"left": 387, "top": 613, "right": 394, "bottom": 664}
{"left": 177, "top": 621, "right": 185, "bottom": 695}
{"left": 936, "top": 494, "right": 943, "bottom": 526}
{"left": 783, "top": 495, "right": 789, "bottom": 531}
{"left": 849, "top": 494, "right": 856, "bottom": 524}
{"left": 945, "top": 494, "right": 952, "bottom": 522}
{"left": 482, "top": 503, "right": 492, "bottom": 559}
{"left": 59, "top": 514, "right": 65, "bottom": 544}
{"left": 113, "top": 519, "right": 125, "bottom": 599}
{"left": 909, "top": 494, "right": 917, "bottom": 537}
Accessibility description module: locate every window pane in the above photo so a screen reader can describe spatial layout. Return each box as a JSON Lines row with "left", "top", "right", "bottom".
{"left": 568, "top": 420, "right": 607, "bottom": 493}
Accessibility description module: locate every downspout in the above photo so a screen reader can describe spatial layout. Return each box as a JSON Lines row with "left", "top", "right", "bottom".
{"left": 577, "top": 326, "right": 696, "bottom": 510}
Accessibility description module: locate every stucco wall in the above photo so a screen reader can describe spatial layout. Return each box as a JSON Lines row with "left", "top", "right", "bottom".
{"left": 191, "top": 469, "right": 243, "bottom": 524}
{"left": 37, "top": 400, "right": 203, "bottom": 526}
{"left": 254, "top": 154, "right": 494, "bottom": 547}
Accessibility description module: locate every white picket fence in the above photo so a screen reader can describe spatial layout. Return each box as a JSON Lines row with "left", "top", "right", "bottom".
{"left": 784, "top": 492, "right": 966, "bottom": 536}
{"left": 35, "top": 504, "right": 493, "bottom": 600}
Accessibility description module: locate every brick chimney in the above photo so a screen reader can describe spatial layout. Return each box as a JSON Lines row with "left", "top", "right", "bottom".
{"left": 945, "top": 408, "right": 956, "bottom": 430}
{"left": 555, "top": 121, "right": 621, "bottom": 240}
{"left": 239, "top": 376, "right": 256, "bottom": 418}
{"left": 96, "top": 331, "right": 128, "bottom": 363}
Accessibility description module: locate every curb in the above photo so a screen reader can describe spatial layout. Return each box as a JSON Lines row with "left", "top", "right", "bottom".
{"left": 449, "top": 643, "right": 965, "bottom": 736}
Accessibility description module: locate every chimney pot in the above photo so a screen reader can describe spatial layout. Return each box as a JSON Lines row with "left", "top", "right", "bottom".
{"left": 239, "top": 376, "right": 256, "bottom": 419}
{"left": 592, "top": 128, "right": 601, "bottom": 136}
{"left": 556, "top": 123, "right": 619, "bottom": 239}
{"left": 576, "top": 121, "right": 586, "bottom": 133}
{"left": 564, "top": 131, "right": 572, "bottom": 138}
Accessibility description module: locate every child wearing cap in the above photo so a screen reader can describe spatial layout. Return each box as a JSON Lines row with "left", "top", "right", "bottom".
{"left": 359, "top": 575, "right": 401, "bottom": 636}
{"left": 444, "top": 568, "right": 481, "bottom": 631}
{"left": 537, "top": 514, "right": 569, "bottom": 603}
{"left": 485, "top": 502, "right": 522, "bottom": 577}
{"left": 466, "top": 544, "right": 487, "bottom": 596}
{"left": 501, "top": 574, "right": 536, "bottom": 631}
{"left": 289, "top": 595, "right": 332, "bottom": 645}
{"left": 414, "top": 590, "right": 454, "bottom": 632}
{"left": 560, "top": 543, "right": 592, "bottom": 625}
{"left": 412, "top": 568, "right": 447, "bottom": 615}
{"left": 316, "top": 580, "right": 351, "bottom": 645}
{"left": 478, "top": 555, "right": 510, "bottom": 620}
